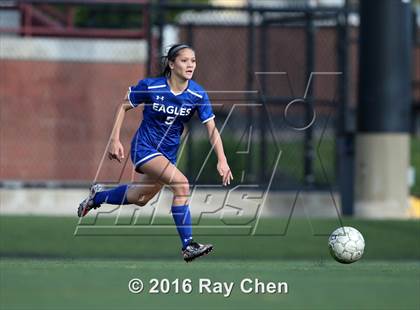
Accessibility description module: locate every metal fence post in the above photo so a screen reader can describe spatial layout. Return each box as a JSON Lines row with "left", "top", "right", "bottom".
{"left": 246, "top": 6, "right": 256, "bottom": 182}
{"left": 146, "top": 1, "right": 153, "bottom": 76}
{"left": 337, "top": 2, "right": 354, "bottom": 215}
{"left": 259, "top": 17, "right": 268, "bottom": 185}
{"left": 157, "top": 0, "right": 165, "bottom": 65}
{"left": 304, "top": 12, "right": 315, "bottom": 186}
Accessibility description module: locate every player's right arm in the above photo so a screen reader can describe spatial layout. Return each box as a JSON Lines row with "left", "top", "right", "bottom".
{"left": 108, "top": 99, "right": 133, "bottom": 163}
{"left": 108, "top": 79, "right": 148, "bottom": 162}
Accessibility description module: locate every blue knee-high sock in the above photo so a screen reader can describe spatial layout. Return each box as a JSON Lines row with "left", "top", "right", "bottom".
{"left": 93, "top": 184, "right": 130, "bottom": 205}
{"left": 171, "top": 205, "right": 192, "bottom": 250}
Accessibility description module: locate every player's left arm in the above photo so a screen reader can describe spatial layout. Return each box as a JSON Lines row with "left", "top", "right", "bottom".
{"left": 205, "top": 119, "right": 233, "bottom": 186}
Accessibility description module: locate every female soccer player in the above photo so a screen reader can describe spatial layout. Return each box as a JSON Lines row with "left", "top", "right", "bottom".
{"left": 78, "top": 44, "right": 233, "bottom": 262}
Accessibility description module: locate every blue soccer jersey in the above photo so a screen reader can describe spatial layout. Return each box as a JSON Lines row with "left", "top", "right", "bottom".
{"left": 128, "top": 76, "right": 215, "bottom": 169}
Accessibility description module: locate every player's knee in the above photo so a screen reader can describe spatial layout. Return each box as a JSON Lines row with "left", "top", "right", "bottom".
{"left": 133, "top": 200, "right": 147, "bottom": 207}
{"left": 132, "top": 194, "right": 150, "bottom": 207}
{"left": 172, "top": 177, "right": 190, "bottom": 196}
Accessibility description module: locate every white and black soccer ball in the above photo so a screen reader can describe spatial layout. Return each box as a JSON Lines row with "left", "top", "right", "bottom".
{"left": 328, "top": 226, "right": 365, "bottom": 264}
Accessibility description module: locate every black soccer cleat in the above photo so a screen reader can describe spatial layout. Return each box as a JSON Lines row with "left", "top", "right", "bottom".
{"left": 77, "top": 184, "right": 103, "bottom": 217}
{"left": 182, "top": 241, "right": 213, "bottom": 262}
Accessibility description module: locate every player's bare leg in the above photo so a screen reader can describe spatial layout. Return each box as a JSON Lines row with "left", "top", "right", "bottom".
{"left": 126, "top": 174, "right": 163, "bottom": 207}
{"left": 140, "top": 155, "right": 213, "bottom": 262}
{"left": 139, "top": 155, "right": 189, "bottom": 205}
{"left": 78, "top": 173, "right": 163, "bottom": 217}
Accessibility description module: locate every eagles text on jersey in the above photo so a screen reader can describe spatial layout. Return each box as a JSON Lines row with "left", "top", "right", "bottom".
{"left": 127, "top": 76, "right": 215, "bottom": 167}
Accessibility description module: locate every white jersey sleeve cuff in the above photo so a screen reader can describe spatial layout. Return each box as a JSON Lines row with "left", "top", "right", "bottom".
{"left": 128, "top": 87, "right": 136, "bottom": 107}
{"left": 202, "top": 115, "right": 215, "bottom": 124}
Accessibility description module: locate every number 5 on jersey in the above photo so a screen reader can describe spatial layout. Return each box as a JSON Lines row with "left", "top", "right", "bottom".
{"left": 165, "top": 116, "right": 175, "bottom": 125}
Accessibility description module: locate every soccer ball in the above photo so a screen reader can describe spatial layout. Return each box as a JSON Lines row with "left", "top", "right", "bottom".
{"left": 328, "top": 226, "right": 365, "bottom": 264}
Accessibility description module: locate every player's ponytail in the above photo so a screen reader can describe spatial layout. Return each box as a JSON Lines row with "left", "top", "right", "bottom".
{"left": 161, "top": 43, "right": 193, "bottom": 77}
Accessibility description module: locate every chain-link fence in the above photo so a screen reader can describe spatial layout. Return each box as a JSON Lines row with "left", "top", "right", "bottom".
{"left": 147, "top": 4, "right": 349, "bottom": 191}
{"left": 1, "top": 0, "right": 419, "bottom": 195}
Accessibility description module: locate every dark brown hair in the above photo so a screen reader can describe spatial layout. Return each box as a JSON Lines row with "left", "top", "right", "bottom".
{"left": 161, "top": 44, "right": 193, "bottom": 77}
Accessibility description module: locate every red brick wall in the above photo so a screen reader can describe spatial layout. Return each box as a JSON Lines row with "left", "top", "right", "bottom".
{"left": 1, "top": 27, "right": 418, "bottom": 182}
{"left": 0, "top": 60, "right": 146, "bottom": 182}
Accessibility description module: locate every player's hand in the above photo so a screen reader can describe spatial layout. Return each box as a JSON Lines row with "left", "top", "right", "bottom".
{"left": 108, "top": 139, "right": 124, "bottom": 163}
{"left": 217, "top": 160, "right": 233, "bottom": 186}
